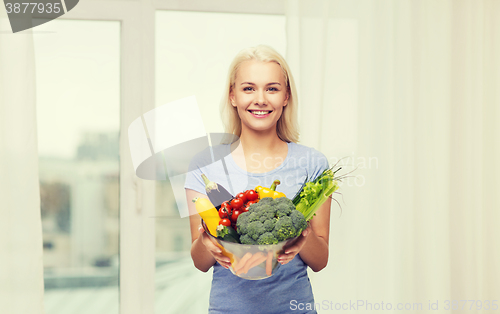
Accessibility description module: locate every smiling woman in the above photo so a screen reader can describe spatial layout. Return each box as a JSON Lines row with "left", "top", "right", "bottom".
{"left": 154, "top": 10, "right": 288, "bottom": 313}
{"left": 185, "top": 46, "right": 331, "bottom": 314}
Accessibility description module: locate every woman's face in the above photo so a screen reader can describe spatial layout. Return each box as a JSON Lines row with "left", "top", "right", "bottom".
{"left": 230, "top": 60, "right": 288, "bottom": 135}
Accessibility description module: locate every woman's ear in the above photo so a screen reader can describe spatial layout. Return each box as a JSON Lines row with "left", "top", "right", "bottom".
{"left": 283, "top": 90, "right": 289, "bottom": 107}
{"left": 230, "top": 92, "right": 236, "bottom": 107}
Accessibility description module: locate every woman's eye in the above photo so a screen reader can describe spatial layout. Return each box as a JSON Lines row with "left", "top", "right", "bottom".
{"left": 268, "top": 87, "right": 278, "bottom": 92}
{"left": 243, "top": 87, "right": 253, "bottom": 91}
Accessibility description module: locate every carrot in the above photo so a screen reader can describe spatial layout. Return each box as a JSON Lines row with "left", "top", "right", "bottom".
{"left": 265, "top": 250, "right": 273, "bottom": 276}
{"left": 236, "top": 252, "right": 260, "bottom": 275}
{"left": 240, "top": 252, "right": 266, "bottom": 275}
{"left": 233, "top": 252, "right": 252, "bottom": 273}
{"left": 248, "top": 255, "right": 268, "bottom": 274}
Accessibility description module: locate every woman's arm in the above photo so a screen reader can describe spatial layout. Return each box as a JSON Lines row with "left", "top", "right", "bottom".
{"left": 187, "top": 188, "right": 231, "bottom": 272}
{"left": 277, "top": 197, "right": 331, "bottom": 272}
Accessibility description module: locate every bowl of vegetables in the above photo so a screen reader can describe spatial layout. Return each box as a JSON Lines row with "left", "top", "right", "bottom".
{"left": 201, "top": 197, "right": 304, "bottom": 280}
{"left": 195, "top": 168, "right": 341, "bottom": 280}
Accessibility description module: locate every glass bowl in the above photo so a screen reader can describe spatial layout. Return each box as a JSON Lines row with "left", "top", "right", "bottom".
{"left": 202, "top": 220, "right": 299, "bottom": 280}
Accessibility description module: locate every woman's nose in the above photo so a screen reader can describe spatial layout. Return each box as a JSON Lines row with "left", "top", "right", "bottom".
{"left": 254, "top": 90, "right": 266, "bottom": 106}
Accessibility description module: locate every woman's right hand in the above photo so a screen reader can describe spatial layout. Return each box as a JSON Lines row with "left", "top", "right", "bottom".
{"left": 197, "top": 224, "right": 232, "bottom": 269}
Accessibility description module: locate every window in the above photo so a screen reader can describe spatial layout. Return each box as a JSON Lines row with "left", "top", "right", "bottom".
{"left": 30, "top": 2, "right": 288, "bottom": 313}
{"left": 34, "top": 19, "right": 120, "bottom": 314}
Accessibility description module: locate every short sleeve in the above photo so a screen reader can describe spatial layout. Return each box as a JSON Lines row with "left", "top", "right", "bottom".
{"left": 308, "top": 148, "right": 330, "bottom": 182}
{"left": 184, "top": 148, "right": 211, "bottom": 195}
{"left": 184, "top": 165, "right": 206, "bottom": 195}
{"left": 184, "top": 144, "right": 235, "bottom": 198}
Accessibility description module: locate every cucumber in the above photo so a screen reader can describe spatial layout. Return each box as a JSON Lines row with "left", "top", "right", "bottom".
{"left": 216, "top": 225, "right": 240, "bottom": 243}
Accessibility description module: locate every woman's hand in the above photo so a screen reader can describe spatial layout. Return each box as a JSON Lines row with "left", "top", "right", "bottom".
{"left": 277, "top": 225, "right": 312, "bottom": 265}
{"left": 197, "top": 224, "right": 232, "bottom": 269}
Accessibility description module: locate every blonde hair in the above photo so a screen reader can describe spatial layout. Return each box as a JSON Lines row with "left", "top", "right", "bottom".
{"left": 220, "top": 45, "right": 299, "bottom": 143}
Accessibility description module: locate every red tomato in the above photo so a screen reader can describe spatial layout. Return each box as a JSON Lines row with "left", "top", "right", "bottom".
{"left": 245, "top": 190, "right": 258, "bottom": 201}
{"left": 241, "top": 206, "right": 249, "bottom": 213}
{"left": 222, "top": 201, "right": 232, "bottom": 211}
{"left": 218, "top": 206, "right": 230, "bottom": 219}
{"left": 219, "top": 218, "right": 231, "bottom": 227}
{"left": 231, "top": 209, "right": 242, "bottom": 222}
{"left": 221, "top": 200, "right": 232, "bottom": 211}
{"left": 236, "top": 192, "right": 247, "bottom": 203}
{"left": 230, "top": 198, "right": 243, "bottom": 209}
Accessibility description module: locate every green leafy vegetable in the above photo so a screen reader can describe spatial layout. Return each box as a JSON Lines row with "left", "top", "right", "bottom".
{"left": 293, "top": 168, "right": 340, "bottom": 221}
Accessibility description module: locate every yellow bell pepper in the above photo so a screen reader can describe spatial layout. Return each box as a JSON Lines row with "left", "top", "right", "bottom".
{"left": 255, "top": 180, "right": 286, "bottom": 199}
{"left": 192, "top": 197, "right": 219, "bottom": 236}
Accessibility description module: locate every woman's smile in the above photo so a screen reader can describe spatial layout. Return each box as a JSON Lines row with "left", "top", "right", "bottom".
{"left": 247, "top": 109, "right": 273, "bottom": 118}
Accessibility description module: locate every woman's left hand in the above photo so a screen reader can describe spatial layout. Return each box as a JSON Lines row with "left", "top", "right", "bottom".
{"left": 277, "top": 225, "right": 312, "bottom": 265}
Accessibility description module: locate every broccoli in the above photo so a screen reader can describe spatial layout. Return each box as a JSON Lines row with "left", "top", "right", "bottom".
{"left": 240, "top": 234, "right": 258, "bottom": 245}
{"left": 236, "top": 196, "right": 305, "bottom": 244}
{"left": 275, "top": 203, "right": 292, "bottom": 218}
{"left": 272, "top": 197, "right": 294, "bottom": 207}
{"left": 273, "top": 216, "right": 296, "bottom": 241}
{"left": 290, "top": 210, "right": 307, "bottom": 236}
{"left": 256, "top": 205, "right": 275, "bottom": 222}
{"left": 257, "top": 232, "right": 278, "bottom": 245}
{"left": 247, "top": 221, "right": 266, "bottom": 240}
{"left": 247, "top": 202, "right": 260, "bottom": 212}
{"left": 258, "top": 197, "right": 274, "bottom": 205}
{"left": 263, "top": 218, "right": 276, "bottom": 232}
{"left": 235, "top": 211, "right": 251, "bottom": 234}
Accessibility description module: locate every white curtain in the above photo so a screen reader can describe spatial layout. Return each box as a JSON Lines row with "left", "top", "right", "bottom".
{"left": 0, "top": 8, "right": 45, "bottom": 314}
{"left": 287, "top": 0, "right": 500, "bottom": 312}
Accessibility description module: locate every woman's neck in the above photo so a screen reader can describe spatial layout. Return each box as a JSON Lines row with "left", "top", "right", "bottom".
{"left": 230, "top": 127, "right": 289, "bottom": 173}
{"left": 236, "top": 128, "right": 285, "bottom": 154}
